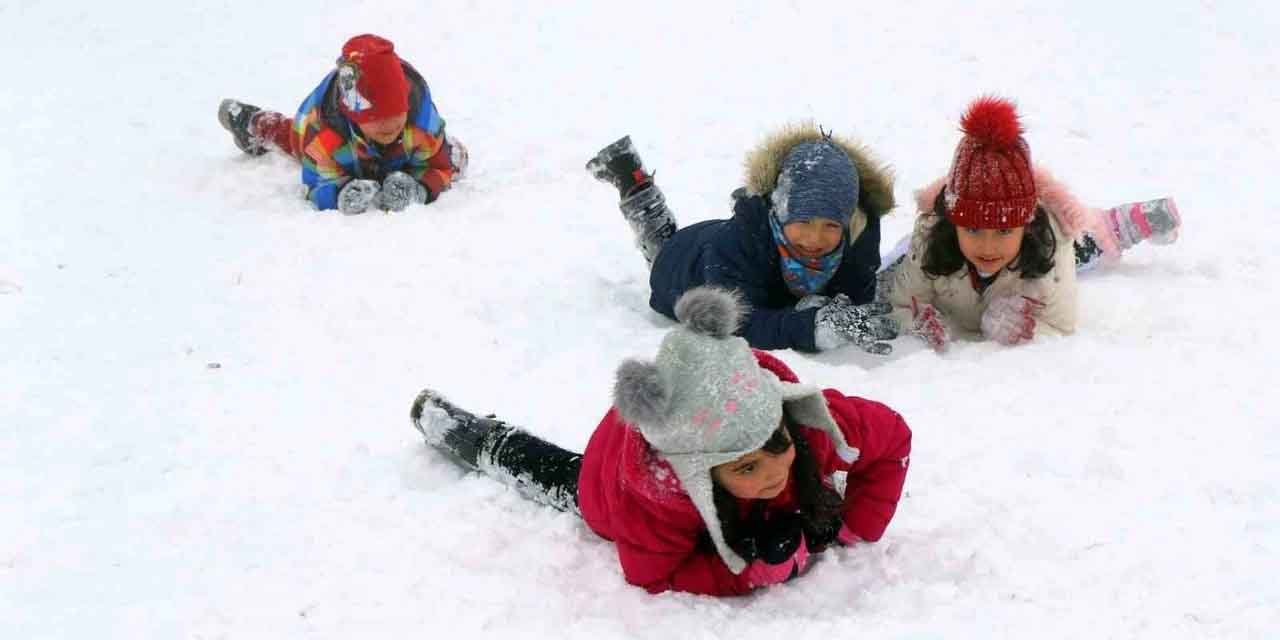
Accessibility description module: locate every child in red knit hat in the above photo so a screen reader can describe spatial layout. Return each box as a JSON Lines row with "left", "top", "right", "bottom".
{"left": 217, "top": 34, "right": 467, "bottom": 213}
{"left": 880, "top": 96, "right": 1181, "bottom": 349}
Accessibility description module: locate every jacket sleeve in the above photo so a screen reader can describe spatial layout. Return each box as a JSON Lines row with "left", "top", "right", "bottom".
{"left": 821, "top": 390, "right": 912, "bottom": 542}
{"left": 616, "top": 539, "right": 754, "bottom": 596}
{"left": 1028, "top": 233, "right": 1079, "bottom": 336}
{"left": 886, "top": 216, "right": 948, "bottom": 335}
{"left": 701, "top": 244, "right": 821, "bottom": 352}
{"left": 402, "top": 126, "right": 455, "bottom": 201}
{"left": 299, "top": 127, "right": 352, "bottom": 211}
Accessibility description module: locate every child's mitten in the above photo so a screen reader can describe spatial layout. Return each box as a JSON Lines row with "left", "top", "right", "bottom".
{"left": 981, "top": 295, "right": 1045, "bottom": 345}
{"left": 813, "top": 295, "right": 898, "bottom": 355}
{"left": 378, "top": 171, "right": 428, "bottom": 211}
{"left": 910, "top": 297, "right": 951, "bottom": 352}
{"left": 337, "top": 179, "right": 381, "bottom": 215}
{"left": 740, "top": 512, "right": 810, "bottom": 587}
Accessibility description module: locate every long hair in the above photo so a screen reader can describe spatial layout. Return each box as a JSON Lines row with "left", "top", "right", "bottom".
{"left": 712, "top": 417, "right": 845, "bottom": 555}
{"left": 921, "top": 188, "right": 1057, "bottom": 280}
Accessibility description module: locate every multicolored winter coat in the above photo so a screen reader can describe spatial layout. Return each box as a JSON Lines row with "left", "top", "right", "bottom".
{"left": 576, "top": 350, "right": 912, "bottom": 596}
{"left": 885, "top": 167, "right": 1096, "bottom": 337}
{"left": 647, "top": 127, "right": 896, "bottom": 352}
{"left": 290, "top": 61, "right": 454, "bottom": 210}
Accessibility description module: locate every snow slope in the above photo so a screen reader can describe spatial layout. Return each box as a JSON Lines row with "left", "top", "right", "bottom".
{"left": 2, "top": 2, "right": 1277, "bottom": 637}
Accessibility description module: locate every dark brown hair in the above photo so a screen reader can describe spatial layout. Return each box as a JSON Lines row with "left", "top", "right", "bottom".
{"left": 711, "top": 417, "right": 845, "bottom": 555}
{"left": 921, "top": 188, "right": 1057, "bottom": 280}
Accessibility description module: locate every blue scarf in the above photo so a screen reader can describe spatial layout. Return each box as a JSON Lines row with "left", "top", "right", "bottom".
{"left": 768, "top": 215, "right": 845, "bottom": 297}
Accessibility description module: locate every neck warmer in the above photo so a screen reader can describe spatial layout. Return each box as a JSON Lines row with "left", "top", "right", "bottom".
{"left": 768, "top": 214, "right": 845, "bottom": 297}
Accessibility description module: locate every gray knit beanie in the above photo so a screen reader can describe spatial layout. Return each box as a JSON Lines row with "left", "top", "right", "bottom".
{"left": 772, "top": 140, "right": 860, "bottom": 227}
{"left": 612, "top": 286, "right": 858, "bottom": 574}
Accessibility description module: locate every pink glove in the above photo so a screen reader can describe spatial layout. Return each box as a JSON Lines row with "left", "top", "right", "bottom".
{"left": 836, "top": 523, "right": 862, "bottom": 546}
{"left": 981, "top": 296, "right": 1045, "bottom": 345}
{"left": 743, "top": 537, "right": 810, "bottom": 588}
{"left": 911, "top": 297, "right": 950, "bottom": 352}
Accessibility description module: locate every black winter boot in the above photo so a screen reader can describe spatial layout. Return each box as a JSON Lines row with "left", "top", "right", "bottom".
{"left": 586, "top": 135, "right": 652, "bottom": 198}
{"left": 411, "top": 388, "right": 509, "bottom": 471}
{"left": 620, "top": 184, "right": 678, "bottom": 266}
{"left": 217, "top": 99, "right": 268, "bottom": 156}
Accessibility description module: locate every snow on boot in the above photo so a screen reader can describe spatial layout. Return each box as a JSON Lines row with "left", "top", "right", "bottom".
{"left": 586, "top": 135, "right": 652, "bottom": 198}
{"left": 1103, "top": 197, "right": 1182, "bottom": 251}
{"left": 217, "top": 99, "right": 268, "bottom": 156}
{"left": 620, "top": 184, "right": 678, "bottom": 266}
{"left": 410, "top": 388, "right": 508, "bottom": 472}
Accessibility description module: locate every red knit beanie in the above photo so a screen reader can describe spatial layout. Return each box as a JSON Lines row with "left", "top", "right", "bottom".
{"left": 335, "top": 34, "right": 410, "bottom": 124}
{"left": 945, "top": 97, "right": 1037, "bottom": 229}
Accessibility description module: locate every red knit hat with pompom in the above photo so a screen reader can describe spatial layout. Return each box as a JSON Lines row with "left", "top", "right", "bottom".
{"left": 945, "top": 97, "right": 1037, "bottom": 229}
{"left": 335, "top": 34, "right": 409, "bottom": 124}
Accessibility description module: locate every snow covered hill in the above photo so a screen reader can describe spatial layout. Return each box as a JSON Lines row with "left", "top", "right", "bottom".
{"left": 2, "top": 2, "right": 1277, "bottom": 638}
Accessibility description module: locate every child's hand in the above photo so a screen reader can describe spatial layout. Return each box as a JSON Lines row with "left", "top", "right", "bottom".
{"left": 910, "top": 297, "right": 950, "bottom": 352}
{"left": 981, "top": 296, "right": 1045, "bottom": 345}
{"left": 337, "top": 179, "right": 381, "bottom": 215}
{"left": 740, "top": 512, "right": 810, "bottom": 587}
{"left": 378, "top": 171, "right": 428, "bottom": 211}
{"left": 813, "top": 295, "right": 899, "bottom": 355}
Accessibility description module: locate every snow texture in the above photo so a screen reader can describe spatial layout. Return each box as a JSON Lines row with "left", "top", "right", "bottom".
{"left": 2, "top": 2, "right": 1279, "bottom": 639}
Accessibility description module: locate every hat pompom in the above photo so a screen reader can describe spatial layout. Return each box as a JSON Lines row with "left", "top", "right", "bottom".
{"left": 673, "top": 287, "right": 743, "bottom": 338}
{"left": 613, "top": 359, "right": 671, "bottom": 427}
{"left": 959, "top": 96, "right": 1024, "bottom": 150}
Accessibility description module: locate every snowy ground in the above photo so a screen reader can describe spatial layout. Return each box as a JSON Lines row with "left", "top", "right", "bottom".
{"left": 3, "top": 2, "right": 1278, "bottom": 638}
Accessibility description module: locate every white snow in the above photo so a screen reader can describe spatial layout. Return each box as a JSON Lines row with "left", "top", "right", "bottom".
{"left": 3, "top": 2, "right": 1278, "bottom": 638}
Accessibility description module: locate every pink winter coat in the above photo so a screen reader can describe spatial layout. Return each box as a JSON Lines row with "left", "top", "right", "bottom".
{"left": 576, "top": 350, "right": 912, "bottom": 596}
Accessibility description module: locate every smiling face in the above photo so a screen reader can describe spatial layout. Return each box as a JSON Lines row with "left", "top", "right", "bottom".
{"left": 782, "top": 218, "right": 845, "bottom": 258}
{"left": 711, "top": 429, "right": 796, "bottom": 500}
{"left": 955, "top": 224, "right": 1027, "bottom": 275}
{"left": 357, "top": 111, "right": 409, "bottom": 145}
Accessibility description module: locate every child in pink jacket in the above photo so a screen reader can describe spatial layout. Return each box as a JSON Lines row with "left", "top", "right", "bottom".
{"left": 881, "top": 96, "right": 1181, "bottom": 349}
{"left": 411, "top": 287, "right": 912, "bottom": 596}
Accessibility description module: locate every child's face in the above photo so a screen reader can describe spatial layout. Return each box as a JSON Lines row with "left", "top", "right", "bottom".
{"left": 783, "top": 218, "right": 845, "bottom": 258}
{"left": 712, "top": 432, "right": 796, "bottom": 500}
{"left": 357, "top": 112, "right": 409, "bottom": 145}
{"left": 955, "top": 224, "right": 1026, "bottom": 274}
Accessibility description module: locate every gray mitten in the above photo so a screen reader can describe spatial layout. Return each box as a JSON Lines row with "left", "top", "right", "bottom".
{"left": 378, "top": 171, "right": 428, "bottom": 212}
{"left": 794, "top": 295, "right": 831, "bottom": 311}
{"left": 813, "top": 295, "right": 898, "bottom": 355}
{"left": 337, "top": 179, "right": 381, "bottom": 215}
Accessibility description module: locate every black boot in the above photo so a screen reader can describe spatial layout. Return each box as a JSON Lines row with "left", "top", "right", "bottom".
{"left": 409, "top": 388, "right": 584, "bottom": 513}
{"left": 586, "top": 135, "right": 652, "bottom": 198}
{"left": 410, "top": 388, "right": 509, "bottom": 471}
{"left": 620, "top": 184, "right": 678, "bottom": 265}
{"left": 217, "top": 99, "right": 268, "bottom": 156}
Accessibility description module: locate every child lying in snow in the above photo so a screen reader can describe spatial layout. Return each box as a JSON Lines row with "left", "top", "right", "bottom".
{"left": 585, "top": 124, "right": 899, "bottom": 355}
{"left": 411, "top": 287, "right": 912, "bottom": 596}
{"left": 217, "top": 34, "right": 467, "bottom": 214}
{"left": 881, "top": 96, "right": 1181, "bottom": 349}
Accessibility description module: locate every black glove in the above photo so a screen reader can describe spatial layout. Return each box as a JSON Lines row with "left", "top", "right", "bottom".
{"left": 735, "top": 511, "right": 806, "bottom": 565}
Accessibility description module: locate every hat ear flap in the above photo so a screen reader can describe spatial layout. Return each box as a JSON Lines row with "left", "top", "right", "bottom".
{"left": 613, "top": 359, "right": 671, "bottom": 427}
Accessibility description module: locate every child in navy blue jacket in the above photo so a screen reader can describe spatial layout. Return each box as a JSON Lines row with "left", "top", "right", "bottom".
{"left": 587, "top": 124, "right": 898, "bottom": 353}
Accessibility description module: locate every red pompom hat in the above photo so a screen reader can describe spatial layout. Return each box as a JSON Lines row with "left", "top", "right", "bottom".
{"left": 945, "top": 97, "right": 1038, "bottom": 229}
{"left": 335, "top": 34, "right": 410, "bottom": 124}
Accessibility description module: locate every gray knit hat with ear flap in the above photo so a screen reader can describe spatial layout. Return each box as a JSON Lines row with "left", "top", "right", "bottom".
{"left": 612, "top": 286, "right": 860, "bottom": 574}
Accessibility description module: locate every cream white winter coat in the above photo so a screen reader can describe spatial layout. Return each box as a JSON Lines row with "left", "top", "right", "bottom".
{"left": 885, "top": 167, "right": 1100, "bottom": 339}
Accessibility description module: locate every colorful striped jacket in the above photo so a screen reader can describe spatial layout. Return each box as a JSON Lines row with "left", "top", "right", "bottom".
{"left": 290, "top": 62, "right": 454, "bottom": 210}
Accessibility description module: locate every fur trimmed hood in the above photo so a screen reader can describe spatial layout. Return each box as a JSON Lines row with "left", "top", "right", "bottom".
{"left": 743, "top": 122, "right": 896, "bottom": 218}
{"left": 912, "top": 165, "right": 1095, "bottom": 240}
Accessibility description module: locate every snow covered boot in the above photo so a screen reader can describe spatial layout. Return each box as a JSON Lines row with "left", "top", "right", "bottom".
{"left": 1103, "top": 197, "right": 1182, "bottom": 251}
{"left": 586, "top": 135, "right": 653, "bottom": 198}
{"left": 410, "top": 389, "right": 584, "bottom": 513}
{"left": 411, "top": 388, "right": 509, "bottom": 471}
{"left": 217, "top": 99, "right": 268, "bottom": 156}
{"left": 620, "top": 184, "right": 678, "bottom": 265}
